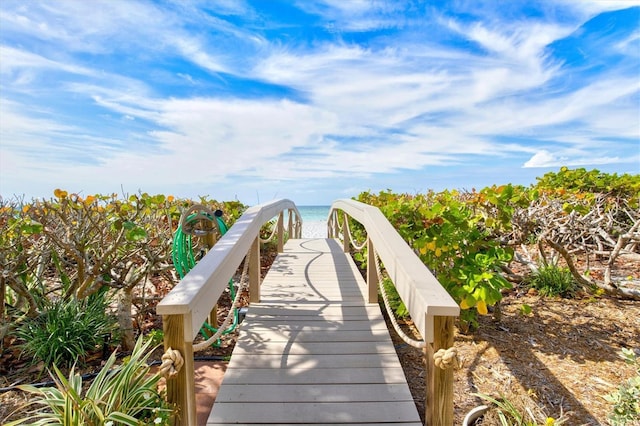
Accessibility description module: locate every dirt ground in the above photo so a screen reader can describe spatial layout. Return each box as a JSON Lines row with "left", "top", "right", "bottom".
{"left": 391, "top": 292, "right": 640, "bottom": 425}
{"left": 2, "top": 250, "right": 639, "bottom": 425}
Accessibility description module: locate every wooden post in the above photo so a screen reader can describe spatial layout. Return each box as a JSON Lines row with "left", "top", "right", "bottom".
{"left": 277, "top": 212, "right": 284, "bottom": 253}
{"left": 249, "top": 236, "right": 261, "bottom": 303}
{"left": 425, "top": 315, "right": 455, "bottom": 425}
{"left": 288, "top": 210, "right": 294, "bottom": 238}
{"left": 163, "top": 314, "right": 196, "bottom": 426}
{"left": 342, "top": 212, "right": 350, "bottom": 253}
{"left": 207, "top": 308, "right": 218, "bottom": 334}
{"left": 366, "top": 238, "right": 378, "bottom": 303}
{"left": 332, "top": 211, "right": 339, "bottom": 238}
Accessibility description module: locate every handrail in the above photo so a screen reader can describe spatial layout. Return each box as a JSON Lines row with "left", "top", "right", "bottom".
{"left": 156, "top": 199, "right": 301, "bottom": 425}
{"left": 328, "top": 199, "right": 459, "bottom": 425}
{"left": 157, "top": 199, "right": 301, "bottom": 334}
{"left": 328, "top": 199, "right": 459, "bottom": 335}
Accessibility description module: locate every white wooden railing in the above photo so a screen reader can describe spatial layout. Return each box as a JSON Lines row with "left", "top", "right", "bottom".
{"left": 328, "top": 199, "right": 460, "bottom": 426}
{"left": 156, "top": 199, "right": 301, "bottom": 425}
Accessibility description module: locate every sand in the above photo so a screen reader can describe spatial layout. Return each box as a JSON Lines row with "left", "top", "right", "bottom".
{"left": 301, "top": 220, "right": 327, "bottom": 238}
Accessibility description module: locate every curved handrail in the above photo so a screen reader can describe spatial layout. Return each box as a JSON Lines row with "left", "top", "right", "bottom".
{"left": 157, "top": 199, "right": 302, "bottom": 340}
{"left": 328, "top": 199, "right": 459, "bottom": 343}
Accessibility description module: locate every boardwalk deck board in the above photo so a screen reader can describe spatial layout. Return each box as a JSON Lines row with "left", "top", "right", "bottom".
{"left": 207, "top": 238, "right": 421, "bottom": 425}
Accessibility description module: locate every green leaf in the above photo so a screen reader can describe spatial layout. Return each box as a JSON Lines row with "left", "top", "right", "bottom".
{"left": 106, "top": 411, "right": 140, "bottom": 425}
{"left": 126, "top": 227, "right": 147, "bottom": 241}
{"left": 21, "top": 220, "right": 43, "bottom": 234}
{"left": 123, "top": 221, "right": 136, "bottom": 230}
{"left": 520, "top": 304, "right": 532, "bottom": 315}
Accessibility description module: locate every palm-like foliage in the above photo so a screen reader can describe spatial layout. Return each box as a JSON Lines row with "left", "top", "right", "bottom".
{"left": 7, "top": 337, "right": 173, "bottom": 426}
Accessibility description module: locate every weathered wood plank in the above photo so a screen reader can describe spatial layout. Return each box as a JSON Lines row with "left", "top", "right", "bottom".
{"left": 240, "top": 318, "right": 389, "bottom": 330}
{"left": 232, "top": 328, "right": 393, "bottom": 343}
{"left": 214, "top": 383, "right": 414, "bottom": 403}
{"left": 208, "top": 401, "right": 421, "bottom": 424}
{"left": 209, "top": 424, "right": 422, "bottom": 426}
{"left": 233, "top": 340, "right": 398, "bottom": 355}
{"left": 245, "top": 304, "right": 383, "bottom": 317}
{"left": 225, "top": 353, "right": 403, "bottom": 369}
{"left": 220, "top": 366, "right": 409, "bottom": 385}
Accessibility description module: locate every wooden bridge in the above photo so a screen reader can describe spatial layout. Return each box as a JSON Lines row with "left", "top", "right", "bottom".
{"left": 157, "top": 200, "right": 459, "bottom": 425}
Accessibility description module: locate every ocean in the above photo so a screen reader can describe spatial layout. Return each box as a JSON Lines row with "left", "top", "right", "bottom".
{"left": 297, "top": 205, "right": 331, "bottom": 222}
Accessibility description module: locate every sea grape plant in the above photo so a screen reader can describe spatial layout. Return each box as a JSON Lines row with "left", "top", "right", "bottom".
{"left": 1, "top": 190, "right": 246, "bottom": 353}
{"left": 356, "top": 188, "right": 517, "bottom": 330}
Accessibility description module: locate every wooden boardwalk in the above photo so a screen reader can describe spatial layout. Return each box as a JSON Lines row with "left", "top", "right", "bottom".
{"left": 207, "top": 238, "right": 422, "bottom": 425}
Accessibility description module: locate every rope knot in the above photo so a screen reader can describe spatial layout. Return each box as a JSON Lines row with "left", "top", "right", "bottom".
{"left": 159, "top": 348, "right": 184, "bottom": 379}
{"left": 434, "top": 347, "right": 458, "bottom": 370}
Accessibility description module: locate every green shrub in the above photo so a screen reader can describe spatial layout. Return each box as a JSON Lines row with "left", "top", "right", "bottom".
{"left": 145, "top": 329, "right": 165, "bottom": 347}
{"left": 7, "top": 337, "right": 173, "bottom": 425}
{"left": 17, "top": 288, "right": 117, "bottom": 368}
{"left": 526, "top": 265, "right": 578, "bottom": 297}
{"left": 605, "top": 348, "right": 640, "bottom": 425}
{"left": 381, "top": 277, "right": 410, "bottom": 319}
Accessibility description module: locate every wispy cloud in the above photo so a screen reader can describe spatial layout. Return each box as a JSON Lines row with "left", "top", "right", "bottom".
{"left": 0, "top": 1, "right": 638, "bottom": 203}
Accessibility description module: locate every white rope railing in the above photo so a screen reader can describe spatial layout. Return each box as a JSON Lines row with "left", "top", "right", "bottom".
{"left": 344, "top": 218, "right": 368, "bottom": 251}
{"left": 259, "top": 220, "right": 279, "bottom": 243}
{"left": 374, "top": 249, "right": 427, "bottom": 349}
{"left": 333, "top": 211, "right": 344, "bottom": 235}
{"left": 375, "top": 247, "right": 460, "bottom": 369}
{"left": 193, "top": 249, "right": 251, "bottom": 351}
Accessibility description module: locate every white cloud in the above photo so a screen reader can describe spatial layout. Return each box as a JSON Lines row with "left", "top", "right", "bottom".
{"left": 523, "top": 149, "right": 626, "bottom": 168}
{"left": 0, "top": 45, "right": 91, "bottom": 75}
{"left": 523, "top": 150, "right": 563, "bottom": 167}
{"left": 559, "top": 0, "right": 640, "bottom": 17}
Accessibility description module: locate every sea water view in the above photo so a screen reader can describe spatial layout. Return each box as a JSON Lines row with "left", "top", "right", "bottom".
{"left": 297, "top": 205, "right": 330, "bottom": 238}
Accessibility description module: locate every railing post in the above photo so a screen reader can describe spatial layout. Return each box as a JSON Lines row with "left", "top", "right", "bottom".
{"left": 163, "top": 313, "right": 196, "bottom": 426}
{"left": 366, "top": 237, "right": 378, "bottom": 303}
{"left": 425, "top": 315, "right": 455, "bottom": 425}
{"left": 288, "top": 210, "right": 293, "bottom": 238}
{"left": 342, "top": 212, "right": 350, "bottom": 253}
{"left": 332, "top": 211, "right": 339, "bottom": 238}
{"left": 249, "top": 236, "right": 261, "bottom": 303}
{"left": 277, "top": 212, "right": 284, "bottom": 253}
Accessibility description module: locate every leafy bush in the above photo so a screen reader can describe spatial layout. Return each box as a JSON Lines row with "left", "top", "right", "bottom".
{"left": 2, "top": 191, "right": 247, "bottom": 351}
{"left": 17, "top": 288, "right": 117, "bottom": 368}
{"left": 381, "top": 277, "right": 410, "bottom": 319}
{"left": 535, "top": 167, "right": 640, "bottom": 201}
{"left": 356, "top": 188, "right": 516, "bottom": 330}
{"left": 526, "top": 264, "right": 578, "bottom": 297}
{"left": 606, "top": 348, "right": 640, "bottom": 425}
{"left": 7, "top": 337, "right": 173, "bottom": 426}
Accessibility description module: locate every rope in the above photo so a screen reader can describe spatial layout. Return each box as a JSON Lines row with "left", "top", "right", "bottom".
{"left": 333, "top": 211, "right": 343, "bottom": 234}
{"left": 374, "top": 249, "right": 427, "bottom": 349}
{"left": 159, "top": 348, "right": 184, "bottom": 379}
{"left": 193, "top": 249, "right": 251, "bottom": 352}
{"left": 434, "top": 347, "right": 458, "bottom": 369}
{"left": 286, "top": 213, "right": 302, "bottom": 239}
{"left": 259, "top": 220, "right": 278, "bottom": 243}
{"left": 344, "top": 218, "right": 368, "bottom": 251}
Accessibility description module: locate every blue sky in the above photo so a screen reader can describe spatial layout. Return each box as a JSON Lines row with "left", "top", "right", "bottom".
{"left": 1, "top": 0, "right": 638, "bottom": 206}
